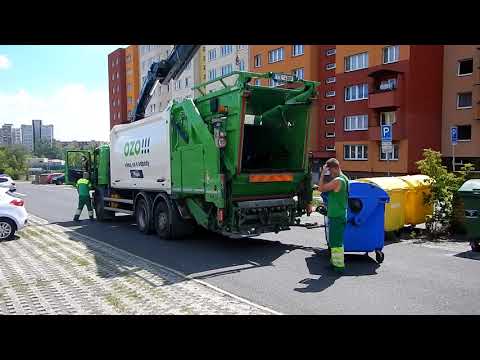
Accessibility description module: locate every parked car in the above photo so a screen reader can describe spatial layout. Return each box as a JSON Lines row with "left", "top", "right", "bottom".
{"left": 0, "top": 175, "right": 16, "bottom": 192}
{"left": 0, "top": 188, "right": 28, "bottom": 240}
{"left": 53, "top": 174, "right": 65, "bottom": 185}
{"left": 47, "top": 173, "right": 64, "bottom": 184}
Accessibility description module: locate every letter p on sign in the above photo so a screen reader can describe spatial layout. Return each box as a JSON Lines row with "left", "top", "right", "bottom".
{"left": 381, "top": 124, "right": 392, "bottom": 142}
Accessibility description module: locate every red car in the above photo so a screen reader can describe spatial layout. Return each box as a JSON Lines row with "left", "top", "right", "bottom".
{"left": 47, "top": 173, "right": 64, "bottom": 184}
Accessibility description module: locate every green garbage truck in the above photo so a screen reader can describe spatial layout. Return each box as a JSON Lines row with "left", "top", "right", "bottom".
{"left": 65, "top": 61, "right": 319, "bottom": 239}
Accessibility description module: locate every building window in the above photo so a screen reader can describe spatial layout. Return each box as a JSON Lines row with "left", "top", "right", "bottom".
{"left": 458, "top": 59, "right": 473, "bottom": 76}
{"left": 221, "top": 64, "right": 233, "bottom": 76}
{"left": 254, "top": 79, "right": 261, "bottom": 86}
{"left": 326, "top": 63, "right": 336, "bottom": 70}
{"left": 127, "top": 83, "right": 132, "bottom": 92}
{"left": 127, "top": 69, "right": 133, "bottom": 76}
{"left": 344, "top": 144, "right": 368, "bottom": 160}
{"left": 293, "top": 68, "right": 304, "bottom": 80}
{"left": 380, "top": 111, "right": 396, "bottom": 125}
{"left": 325, "top": 132, "right": 336, "bottom": 138}
{"left": 325, "top": 104, "right": 336, "bottom": 111}
{"left": 270, "top": 78, "right": 283, "bottom": 87}
{"left": 268, "top": 48, "right": 285, "bottom": 63}
{"left": 238, "top": 59, "right": 245, "bottom": 71}
{"left": 326, "top": 48, "right": 336, "bottom": 56}
{"left": 185, "top": 77, "right": 189, "bottom": 88}
{"left": 345, "top": 52, "right": 368, "bottom": 72}
{"left": 254, "top": 54, "right": 262, "bottom": 68}
{"left": 345, "top": 83, "right": 368, "bottom": 102}
{"left": 208, "top": 69, "right": 216, "bottom": 81}
{"left": 292, "top": 45, "right": 304, "bottom": 57}
{"left": 325, "top": 90, "right": 336, "bottom": 97}
{"left": 326, "top": 145, "right": 336, "bottom": 151}
{"left": 220, "top": 45, "right": 233, "bottom": 57}
{"left": 457, "top": 125, "right": 472, "bottom": 141}
{"left": 383, "top": 46, "right": 400, "bottom": 64}
{"left": 344, "top": 114, "right": 368, "bottom": 131}
{"left": 379, "top": 78, "right": 397, "bottom": 91}
{"left": 128, "top": 97, "right": 132, "bottom": 105}
{"left": 176, "top": 80, "right": 182, "bottom": 90}
{"left": 237, "top": 45, "right": 247, "bottom": 50}
{"left": 208, "top": 48, "right": 217, "bottom": 61}
{"left": 326, "top": 76, "right": 336, "bottom": 84}
{"left": 117, "top": 111, "right": 120, "bottom": 119}
{"left": 325, "top": 117, "right": 336, "bottom": 124}
{"left": 457, "top": 92, "right": 473, "bottom": 109}
{"left": 380, "top": 144, "right": 399, "bottom": 160}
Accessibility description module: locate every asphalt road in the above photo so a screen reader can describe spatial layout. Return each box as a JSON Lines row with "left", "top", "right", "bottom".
{"left": 15, "top": 182, "right": 480, "bottom": 314}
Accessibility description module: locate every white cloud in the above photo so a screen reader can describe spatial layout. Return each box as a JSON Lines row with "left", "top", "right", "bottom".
{"left": 0, "top": 84, "right": 110, "bottom": 141}
{"left": 0, "top": 55, "right": 11, "bottom": 70}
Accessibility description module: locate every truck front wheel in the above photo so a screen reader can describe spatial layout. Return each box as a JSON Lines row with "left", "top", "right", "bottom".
{"left": 154, "top": 200, "right": 171, "bottom": 239}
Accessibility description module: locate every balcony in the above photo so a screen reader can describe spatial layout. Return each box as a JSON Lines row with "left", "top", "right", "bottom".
{"left": 368, "top": 89, "right": 400, "bottom": 109}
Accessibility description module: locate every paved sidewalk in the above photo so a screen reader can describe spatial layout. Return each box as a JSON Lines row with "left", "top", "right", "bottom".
{"left": 0, "top": 215, "right": 277, "bottom": 315}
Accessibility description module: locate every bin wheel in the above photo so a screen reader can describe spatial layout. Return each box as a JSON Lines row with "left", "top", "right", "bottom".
{"left": 470, "top": 241, "right": 480, "bottom": 253}
{"left": 375, "top": 250, "right": 384, "bottom": 264}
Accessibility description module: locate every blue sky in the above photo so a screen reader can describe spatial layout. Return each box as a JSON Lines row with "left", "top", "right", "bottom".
{"left": 0, "top": 45, "right": 126, "bottom": 141}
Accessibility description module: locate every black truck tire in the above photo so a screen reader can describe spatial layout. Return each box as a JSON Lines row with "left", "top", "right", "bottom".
{"left": 94, "top": 188, "right": 114, "bottom": 222}
{"left": 135, "top": 197, "right": 152, "bottom": 234}
{"left": 153, "top": 198, "right": 195, "bottom": 240}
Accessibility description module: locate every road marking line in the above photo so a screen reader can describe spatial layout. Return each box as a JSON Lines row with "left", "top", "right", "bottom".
{"left": 27, "top": 214, "right": 283, "bottom": 315}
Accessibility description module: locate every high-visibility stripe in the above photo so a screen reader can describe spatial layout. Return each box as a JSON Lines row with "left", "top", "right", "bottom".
{"left": 330, "top": 246, "right": 345, "bottom": 268}
{"left": 249, "top": 174, "right": 293, "bottom": 183}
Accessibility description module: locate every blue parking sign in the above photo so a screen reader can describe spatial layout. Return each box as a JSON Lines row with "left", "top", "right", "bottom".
{"left": 381, "top": 125, "right": 392, "bottom": 142}
{"left": 451, "top": 127, "right": 458, "bottom": 145}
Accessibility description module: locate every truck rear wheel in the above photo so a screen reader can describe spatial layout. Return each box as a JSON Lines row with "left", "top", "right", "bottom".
{"left": 136, "top": 198, "right": 152, "bottom": 234}
{"left": 154, "top": 200, "right": 171, "bottom": 239}
{"left": 94, "top": 189, "right": 113, "bottom": 222}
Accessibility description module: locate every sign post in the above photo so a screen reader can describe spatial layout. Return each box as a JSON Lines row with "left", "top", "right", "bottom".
{"left": 451, "top": 126, "right": 458, "bottom": 172}
{"left": 381, "top": 124, "right": 393, "bottom": 176}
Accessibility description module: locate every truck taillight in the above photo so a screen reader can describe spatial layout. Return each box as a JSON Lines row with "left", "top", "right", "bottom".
{"left": 10, "top": 199, "right": 24, "bottom": 207}
{"left": 217, "top": 208, "right": 224, "bottom": 222}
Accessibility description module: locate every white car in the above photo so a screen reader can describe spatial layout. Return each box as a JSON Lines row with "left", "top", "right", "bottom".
{"left": 0, "top": 175, "right": 16, "bottom": 192}
{"left": 0, "top": 188, "right": 28, "bottom": 240}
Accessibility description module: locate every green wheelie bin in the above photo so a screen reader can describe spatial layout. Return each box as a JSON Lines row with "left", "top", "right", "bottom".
{"left": 457, "top": 179, "right": 480, "bottom": 252}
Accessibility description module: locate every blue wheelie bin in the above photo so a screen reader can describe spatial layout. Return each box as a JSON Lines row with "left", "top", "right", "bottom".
{"left": 324, "top": 181, "right": 390, "bottom": 263}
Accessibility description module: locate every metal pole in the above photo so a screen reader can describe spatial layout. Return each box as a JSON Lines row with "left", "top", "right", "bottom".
{"left": 452, "top": 144, "right": 456, "bottom": 172}
{"left": 387, "top": 151, "right": 391, "bottom": 177}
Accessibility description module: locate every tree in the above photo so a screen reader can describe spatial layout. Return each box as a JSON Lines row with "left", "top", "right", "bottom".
{"left": 0, "top": 145, "right": 29, "bottom": 180}
{"left": 33, "top": 139, "right": 64, "bottom": 160}
{"left": 416, "top": 149, "right": 475, "bottom": 238}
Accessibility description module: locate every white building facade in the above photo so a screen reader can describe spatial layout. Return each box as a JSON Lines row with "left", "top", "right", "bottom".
{"left": 204, "top": 45, "right": 249, "bottom": 93}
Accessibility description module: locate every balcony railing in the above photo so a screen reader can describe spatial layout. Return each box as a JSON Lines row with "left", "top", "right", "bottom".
{"left": 368, "top": 89, "right": 400, "bottom": 109}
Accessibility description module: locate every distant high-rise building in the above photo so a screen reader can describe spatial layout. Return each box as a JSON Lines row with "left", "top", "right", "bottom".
{"left": 0, "top": 124, "right": 13, "bottom": 145}
{"left": 108, "top": 48, "right": 128, "bottom": 129}
{"left": 21, "top": 124, "right": 33, "bottom": 151}
{"left": 41, "top": 124, "right": 54, "bottom": 145}
{"left": 32, "top": 119, "right": 43, "bottom": 152}
{"left": 12, "top": 127, "right": 22, "bottom": 145}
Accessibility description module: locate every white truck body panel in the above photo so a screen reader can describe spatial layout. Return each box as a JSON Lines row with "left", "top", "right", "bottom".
{"left": 110, "top": 103, "right": 172, "bottom": 193}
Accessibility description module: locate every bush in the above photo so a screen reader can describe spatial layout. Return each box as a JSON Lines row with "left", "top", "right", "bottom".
{"left": 0, "top": 146, "right": 29, "bottom": 180}
{"left": 416, "top": 149, "right": 475, "bottom": 238}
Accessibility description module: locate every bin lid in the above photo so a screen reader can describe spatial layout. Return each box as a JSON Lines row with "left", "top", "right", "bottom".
{"left": 358, "top": 177, "right": 409, "bottom": 191}
{"left": 458, "top": 179, "right": 480, "bottom": 195}
{"left": 350, "top": 181, "right": 389, "bottom": 201}
{"left": 399, "top": 175, "right": 432, "bottom": 189}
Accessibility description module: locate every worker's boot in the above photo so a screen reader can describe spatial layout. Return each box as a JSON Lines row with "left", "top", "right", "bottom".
{"left": 73, "top": 209, "right": 81, "bottom": 222}
{"left": 88, "top": 211, "right": 95, "bottom": 221}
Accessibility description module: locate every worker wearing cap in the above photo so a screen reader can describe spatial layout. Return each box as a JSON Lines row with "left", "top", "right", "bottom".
{"left": 316, "top": 158, "right": 349, "bottom": 273}
{"left": 74, "top": 172, "right": 94, "bottom": 221}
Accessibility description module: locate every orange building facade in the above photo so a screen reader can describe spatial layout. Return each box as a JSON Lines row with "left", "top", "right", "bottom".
{"left": 125, "top": 45, "right": 140, "bottom": 120}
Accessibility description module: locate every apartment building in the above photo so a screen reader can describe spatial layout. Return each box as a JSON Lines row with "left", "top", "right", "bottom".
{"left": 41, "top": 124, "right": 54, "bottom": 145}
{"left": 171, "top": 53, "right": 202, "bottom": 102}
{"left": 12, "top": 127, "right": 22, "bottom": 145}
{"left": 334, "top": 45, "right": 444, "bottom": 178}
{"left": 204, "top": 45, "right": 249, "bottom": 93}
{"left": 125, "top": 45, "right": 140, "bottom": 121}
{"left": 139, "top": 45, "right": 173, "bottom": 115}
{"left": 108, "top": 48, "right": 128, "bottom": 129}
{"left": 441, "top": 45, "right": 480, "bottom": 170}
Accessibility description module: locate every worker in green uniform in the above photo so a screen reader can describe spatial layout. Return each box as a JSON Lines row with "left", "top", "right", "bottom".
{"left": 74, "top": 172, "right": 94, "bottom": 221}
{"left": 316, "top": 158, "right": 349, "bottom": 273}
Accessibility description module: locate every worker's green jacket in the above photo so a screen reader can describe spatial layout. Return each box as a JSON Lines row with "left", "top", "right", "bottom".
{"left": 76, "top": 178, "right": 92, "bottom": 197}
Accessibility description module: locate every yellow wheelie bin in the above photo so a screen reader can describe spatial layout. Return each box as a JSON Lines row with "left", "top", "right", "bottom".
{"left": 358, "top": 177, "right": 408, "bottom": 232}
{"left": 399, "top": 175, "right": 433, "bottom": 226}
